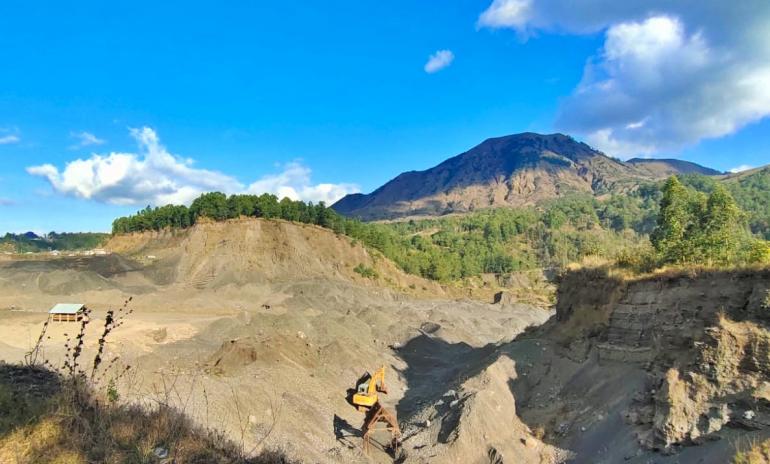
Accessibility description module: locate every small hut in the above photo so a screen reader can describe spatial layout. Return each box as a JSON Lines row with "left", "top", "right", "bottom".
{"left": 49, "top": 303, "right": 86, "bottom": 322}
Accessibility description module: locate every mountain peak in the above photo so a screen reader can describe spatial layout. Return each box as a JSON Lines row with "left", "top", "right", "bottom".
{"left": 333, "top": 132, "right": 722, "bottom": 221}
{"left": 333, "top": 132, "right": 628, "bottom": 220}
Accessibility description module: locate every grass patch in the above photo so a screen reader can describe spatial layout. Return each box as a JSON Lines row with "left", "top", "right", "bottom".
{"left": 353, "top": 263, "right": 379, "bottom": 279}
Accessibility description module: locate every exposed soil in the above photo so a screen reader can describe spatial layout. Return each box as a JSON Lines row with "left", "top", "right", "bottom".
{"left": 1, "top": 219, "right": 765, "bottom": 463}
{"left": 0, "top": 219, "right": 551, "bottom": 463}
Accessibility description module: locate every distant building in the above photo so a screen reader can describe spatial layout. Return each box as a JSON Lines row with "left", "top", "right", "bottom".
{"left": 92, "top": 249, "right": 108, "bottom": 256}
{"left": 49, "top": 303, "right": 86, "bottom": 322}
{"left": 50, "top": 250, "right": 61, "bottom": 256}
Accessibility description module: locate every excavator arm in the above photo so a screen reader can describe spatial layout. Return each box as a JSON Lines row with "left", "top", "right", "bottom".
{"left": 362, "top": 402, "right": 402, "bottom": 454}
{"left": 368, "top": 366, "right": 388, "bottom": 395}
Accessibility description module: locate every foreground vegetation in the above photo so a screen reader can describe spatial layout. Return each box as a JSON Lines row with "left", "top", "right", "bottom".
{"left": 0, "top": 365, "right": 295, "bottom": 464}
{"left": 734, "top": 438, "right": 770, "bottom": 464}
{"left": 110, "top": 171, "right": 770, "bottom": 282}
{"left": 684, "top": 168, "right": 770, "bottom": 240}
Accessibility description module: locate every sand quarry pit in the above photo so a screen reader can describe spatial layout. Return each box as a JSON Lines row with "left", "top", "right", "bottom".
{"left": 0, "top": 219, "right": 558, "bottom": 463}
{"left": 5, "top": 219, "right": 760, "bottom": 463}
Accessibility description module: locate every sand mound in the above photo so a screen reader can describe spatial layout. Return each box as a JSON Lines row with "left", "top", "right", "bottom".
{"left": 106, "top": 218, "right": 444, "bottom": 295}
{"left": 117, "top": 278, "right": 551, "bottom": 463}
{"left": 402, "top": 356, "right": 567, "bottom": 463}
{"left": 206, "top": 334, "right": 319, "bottom": 376}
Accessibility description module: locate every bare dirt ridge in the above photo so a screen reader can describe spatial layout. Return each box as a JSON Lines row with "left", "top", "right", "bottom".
{"left": 104, "top": 217, "right": 445, "bottom": 295}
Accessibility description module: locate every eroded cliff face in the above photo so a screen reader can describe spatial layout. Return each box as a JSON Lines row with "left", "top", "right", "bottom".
{"left": 548, "top": 268, "right": 770, "bottom": 454}
{"left": 649, "top": 317, "right": 770, "bottom": 449}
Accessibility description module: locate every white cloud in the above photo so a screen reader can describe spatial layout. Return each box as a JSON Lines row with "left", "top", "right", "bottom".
{"left": 70, "top": 131, "right": 106, "bottom": 148}
{"left": 478, "top": 0, "right": 532, "bottom": 30}
{"left": 0, "top": 135, "right": 19, "bottom": 145}
{"left": 478, "top": 0, "right": 770, "bottom": 157}
{"left": 0, "top": 127, "right": 20, "bottom": 145}
{"left": 424, "top": 50, "right": 455, "bottom": 73}
{"left": 247, "top": 162, "right": 359, "bottom": 205}
{"left": 27, "top": 127, "right": 359, "bottom": 207}
{"left": 729, "top": 165, "right": 754, "bottom": 173}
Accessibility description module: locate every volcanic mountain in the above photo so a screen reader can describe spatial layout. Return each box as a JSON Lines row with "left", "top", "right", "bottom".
{"left": 333, "top": 132, "right": 720, "bottom": 220}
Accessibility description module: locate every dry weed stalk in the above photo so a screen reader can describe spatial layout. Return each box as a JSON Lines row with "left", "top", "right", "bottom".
{"left": 23, "top": 315, "right": 50, "bottom": 366}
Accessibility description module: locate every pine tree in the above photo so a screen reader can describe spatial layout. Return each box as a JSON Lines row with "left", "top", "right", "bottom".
{"left": 651, "top": 176, "right": 692, "bottom": 263}
{"left": 696, "top": 184, "right": 747, "bottom": 265}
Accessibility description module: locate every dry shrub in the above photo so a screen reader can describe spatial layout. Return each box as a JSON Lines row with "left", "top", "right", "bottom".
{"left": 734, "top": 438, "right": 770, "bottom": 464}
{"left": 614, "top": 243, "right": 658, "bottom": 274}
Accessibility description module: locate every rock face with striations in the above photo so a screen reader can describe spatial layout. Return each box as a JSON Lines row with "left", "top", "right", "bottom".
{"left": 552, "top": 268, "right": 770, "bottom": 452}
{"left": 333, "top": 132, "right": 720, "bottom": 220}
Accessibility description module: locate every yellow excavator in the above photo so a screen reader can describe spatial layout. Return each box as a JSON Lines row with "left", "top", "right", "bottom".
{"left": 351, "top": 366, "right": 402, "bottom": 454}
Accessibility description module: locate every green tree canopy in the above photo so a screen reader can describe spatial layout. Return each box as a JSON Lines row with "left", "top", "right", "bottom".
{"left": 651, "top": 176, "right": 762, "bottom": 267}
{"left": 651, "top": 176, "right": 695, "bottom": 263}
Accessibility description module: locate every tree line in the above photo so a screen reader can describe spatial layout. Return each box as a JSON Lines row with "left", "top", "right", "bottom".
{"left": 111, "top": 193, "right": 338, "bottom": 234}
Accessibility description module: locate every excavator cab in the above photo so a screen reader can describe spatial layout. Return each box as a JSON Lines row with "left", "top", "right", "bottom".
{"left": 352, "top": 366, "right": 388, "bottom": 411}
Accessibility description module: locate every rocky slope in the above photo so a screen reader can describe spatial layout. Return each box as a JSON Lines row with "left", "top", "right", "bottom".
{"left": 333, "top": 132, "right": 721, "bottom": 220}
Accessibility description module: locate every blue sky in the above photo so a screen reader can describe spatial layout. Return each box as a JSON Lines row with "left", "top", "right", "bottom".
{"left": 1, "top": 1, "right": 769, "bottom": 233}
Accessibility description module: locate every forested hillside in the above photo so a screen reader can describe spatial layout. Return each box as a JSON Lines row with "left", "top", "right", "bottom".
{"left": 709, "top": 168, "right": 770, "bottom": 239}
{"left": 110, "top": 172, "right": 770, "bottom": 283}
{"left": 650, "top": 176, "right": 769, "bottom": 267}
{"left": 109, "top": 189, "right": 658, "bottom": 281}
{"left": 0, "top": 232, "right": 108, "bottom": 253}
